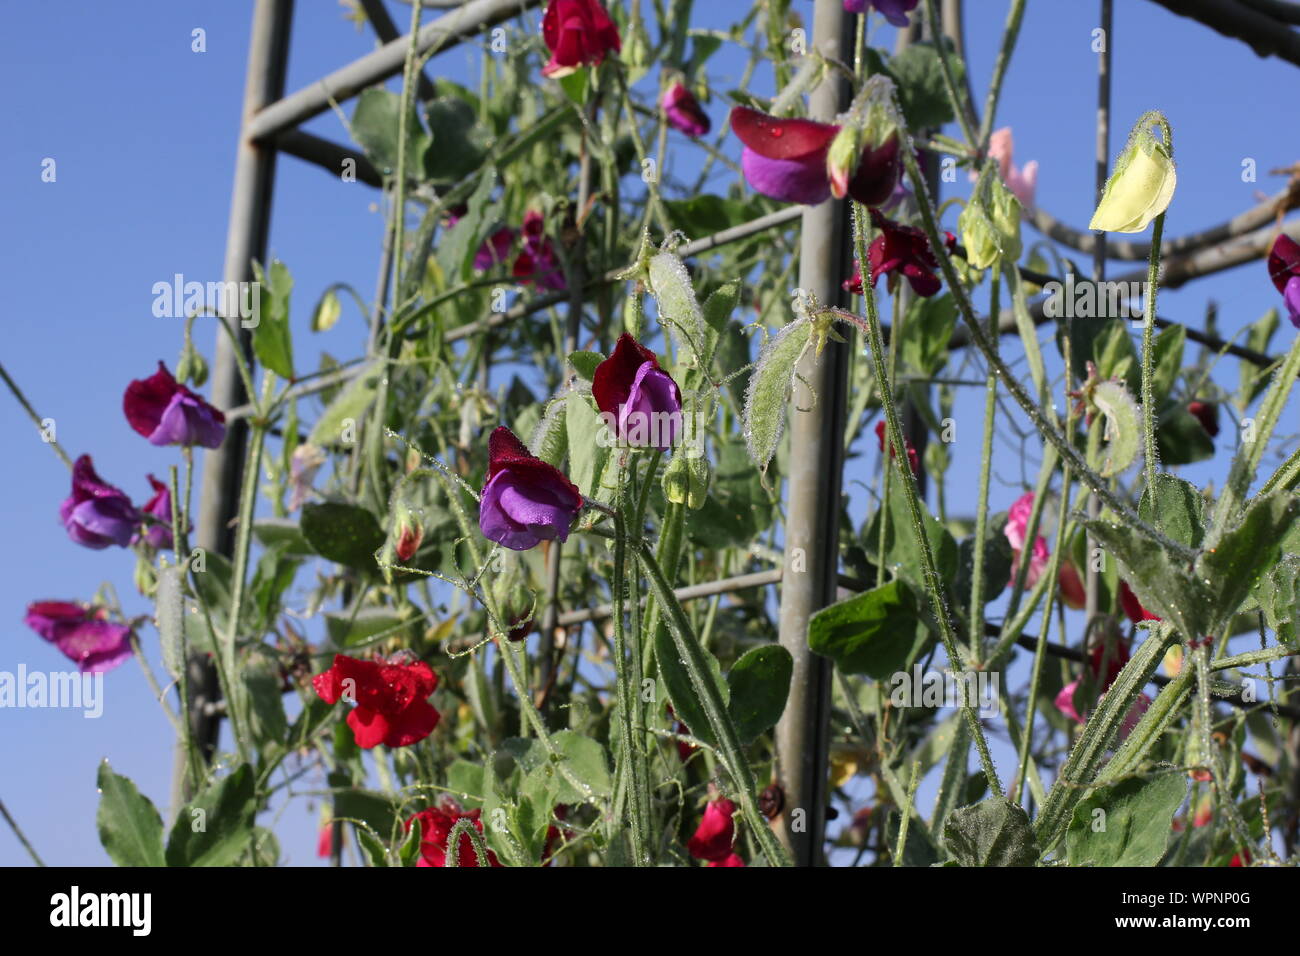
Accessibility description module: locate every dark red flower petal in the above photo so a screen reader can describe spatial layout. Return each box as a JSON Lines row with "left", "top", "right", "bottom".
{"left": 729, "top": 106, "right": 838, "bottom": 161}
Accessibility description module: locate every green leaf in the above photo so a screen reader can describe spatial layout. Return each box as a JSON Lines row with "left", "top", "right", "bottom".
{"left": 1200, "top": 491, "right": 1300, "bottom": 631}
{"left": 943, "top": 799, "right": 1040, "bottom": 867}
{"left": 808, "top": 579, "right": 931, "bottom": 679}
{"left": 1065, "top": 770, "right": 1186, "bottom": 866}
{"left": 1084, "top": 520, "right": 1211, "bottom": 640}
{"left": 863, "top": 477, "right": 960, "bottom": 594}
{"left": 1090, "top": 379, "right": 1140, "bottom": 478}
{"left": 742, "top": 319, "right": 812, "bottom": 472}
{"left": 1155, "top": 402, "right": 1216, "bottom": 466}
{"left": 647, "top": 251, "right": 707, "bottom": 363}
{"left": 308, "top": 364, "right": 380, "bottom": 447}
{"left": 422, "top": 97, "right": 489, "bottom": 183}
{"left": 701, "top": 280, "right": 742, "bottom": 336}
{"left": 564, "top": 392, "right": 608, "bottom": 498}
{"left": 567, "top": 350, "right": 604, "bottom": 382}
{"left": 550, "top": 730, "right": 612, "bottom": 803}
{"left": 954, "top": 529, "right": 1015, "bottom": 611}
{"left": 1150, "top": 324, "right": 1185, "bottom": 404}
{"left": 688, "top": 436, "right": 773, "bottom": 548}
{"left": 436, "top": 169, "right": 498, "bottom": 283}
{"left": 1093, "top": 321, "right": 1140, "bottom": 395}
{"left": 1137, "top": 473, "right": 1204, "bottom": 549}
{"left": 165, "top": 765, "right": 256, "bottom": 867}
{"left": 899, "top": 293, "right": 958, "bottom": 377}
{"left": 350, "top": 87, "right": 430, "bottom": 175}
{"left": 556, "top": 67, "right": 589, "bottom": 105}
{"left": 325, "top": 608, "right": 410, "bottom": 647}
{"left": 655, "top": 623, "right": 728, "bottom": 748}
{"left": 311, "top": 287, "right": 342, "bottom": 332}
{"left": 96, "top": 762, "right": 165, "bottom": 867}
{"left": 251, "top": 259, "right": 294, "bottom": 379}
{"left": 329, "top": 774, "right": 399, "bottom": 841}
{"left": 725, "top": 645, "right": 793, "bottom": 744}
{"left": 300, "top": 502, "right": 386, "bottom": 572}
{"left": 252, "top": 518, "right": 316, "bottom": 556}
{"left": 1235, "top": 308, "right": 1280, "bottom": 411}
{"left": 890, "top": 41, "right": 966, "bottom": 130}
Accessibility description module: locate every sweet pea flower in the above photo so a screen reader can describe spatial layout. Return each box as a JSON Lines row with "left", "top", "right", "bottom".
{"left": 138, "top": 474, "right": 177, "bottom": 550}
{"left": 1089, "top": 111, "right": 1176, "bottom": 234}
{"left": 60, "top": 455, "right": 141, "bottom": 549}
{"left": 708, "top": 853, "right": 747, "bottom": 867}
{"left": 730, "top": 106, "right": 902, "bottom": 207}
{"left": 874, "top": 420, "right": 918, "bottom": 475}
{"left": 1002, "top": 490, "right": 1085, "bottom": 608}
{"left": 540, "top": 0, "right": 620, "bottom": 78}
{"left": 592, "top": 334, "right": 683, "bottom": 451}
{"left": 980, "top": 128, "right": 1037, "bottom": 211}
{"left": 474, "top": 226, "right": 517, "bottom": 271}
{"left": 512, "top": 210, "right": 566, "bottom": 291}
{"left": 844, "top": 209, "right": 955, "bottom": 298}
{"left": 1118, "top": 580, "right": 1162, "bottom": 623}
{"left": 123, "top": 362, "right": 226, "bottom": 449}
{"left": 479, "top": 426, "right": 583, "bottom": 551}
{"left": 661, "top": 81, "right": 710, "bottom": 137}
{"left": 288, "top": 443, "right": 326, "bottom": 512}
{"left": 1266, "top": 233, "right": 1300, "bottom": 327}
{"left": 24, "top": 601, "right": 133, "bottom": 674}
{"left": 406, "top": 798, "right": 502, "bottom": 867}
{"left": 687, "top": 796, "right": 738, "bottom": 862}
{"left": 843, "top": 0, "right": 921, "bottom": 27}
{"left": 1055, "top": 639, "right": 1151, "bottom": 739}
{"left": 311, "top": 653, "right": 440, "bottom": 750}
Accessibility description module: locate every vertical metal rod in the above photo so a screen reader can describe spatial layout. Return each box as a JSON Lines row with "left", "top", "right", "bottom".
{"left": 1084, "top": 0, "right": 1112, "bottom": 633}
{"left": 774, "top": 0, "right": 854, "bottom": 867}
{"left": 183, "top": 0, "right": 294, "bottom": 796}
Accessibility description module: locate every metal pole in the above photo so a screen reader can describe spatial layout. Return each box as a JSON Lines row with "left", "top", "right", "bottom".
{"left": 182, "top": 0, "right": 294, "bottom": 798}
{"left": 774, "top": 0, "right": 854, "bottom": 867}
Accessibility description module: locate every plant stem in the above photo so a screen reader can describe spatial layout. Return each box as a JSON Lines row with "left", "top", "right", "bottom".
{"left": 0, "top": 798, "right": 44, "bottom": 866}
{"left": 968, "top": 269, "right": 999, "bottom": 653}
{"left": 1141, "top": 212, "right": 1165, "bottom": 507}
{"left": 0, "top": 360, "right": 73, "bottom": 469}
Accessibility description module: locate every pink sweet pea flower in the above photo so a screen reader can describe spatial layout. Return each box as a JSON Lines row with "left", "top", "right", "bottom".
{"left": 688, "top": 797, "right": 738, "bottom": 862}
{"left": 123, "top": 362, "right": 226, "bottom": 449}
{"left": 138, "top": 474, "right": 179, "bottom": 550}
{"left": 982, "top": 127, "right": 1037, "bottom": 211}
{"left": 661, "top": 81, "right": 710, "bottom": 137}
{"left": 540, "top": 0, "right": 620, "bottom": 78}
{"left": 25, "top": 601, "right": 133, "bottom": 674}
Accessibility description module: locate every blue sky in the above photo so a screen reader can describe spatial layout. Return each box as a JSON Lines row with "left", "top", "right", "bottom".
{"left": 2, "top": 0, "right": 1297, "bottom": 866}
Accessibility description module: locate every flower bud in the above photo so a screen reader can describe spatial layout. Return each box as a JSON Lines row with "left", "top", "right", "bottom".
{"left": 662, "top": 453, "right": 710, "bottom": 509}
{"left": 958, "top": 201, "right": 1001, "bottom": 270}
{"left": 826, "top": 124, "right": 866, "bottom": 201}
{"left": 1088, "top": 111, "right": 1176, "bottom": 234}
{"left": 176, "top": 344, "right": 208, "bottom": 387}
{"left": 390, "top": 498, "right": 424, "bottom": 564}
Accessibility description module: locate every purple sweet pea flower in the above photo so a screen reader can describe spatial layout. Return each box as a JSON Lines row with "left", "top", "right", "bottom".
{"left": 843, "top": 0, "right": 920, "bottom": 27}
{"left": 512, "top": 211, "right": 567, "bottom": 291}
{"left": 60, "top": 455, "right": 141, "bottom": 549}
{"left": 138, "top": 474, "right": 177, "bottom": 549}
{"left": 479, "top": 426, "right": 583, "bottom": 551}
{"left": 1267, "top": 234, "right": 1300, "bottom": 327}
{"left": 123, "top": 361, "right": 226, "bottom": 449}
{"left": 473, "top": 226, "right": 517, "bottom": 272}
{"left": 25, "top": 600, "right": 133, "bottom": 673}
{"left": 661, "top": 81, "right": 711, "bottom": 137}
{"left": 592, "top": 334, "right": 683, "bottom": 451}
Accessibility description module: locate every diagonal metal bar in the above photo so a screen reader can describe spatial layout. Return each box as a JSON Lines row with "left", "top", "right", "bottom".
{"left": 1146, "top": 0, "right": 1300, "bottom": 67}
{"left": 246, "top": 0, "right": 543, "bottom": 143}
{"left": 358, "top": 0, "right": 439, "bottom": 101}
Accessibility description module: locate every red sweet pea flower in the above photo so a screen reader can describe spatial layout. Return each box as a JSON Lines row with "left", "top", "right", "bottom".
{"left": 1118, "top": 580, "right": 1162, "bottom": 623}
{"left": 540, "top": 0, "right": 620, "bottom": 78}
{"left": 511, "top": 210, "right": 565, "bottom": 290}
{"left": 844, "top": 209, "right": 955, "bottom": 298}
{"left": 874, "top": 420, "right": 918, "bottom": 475}
{"left": 123, "top": 361, "right": 226, "bottom": 449}
{"left": 1187, "top": 400, "right": 1219, "bottom": 438}
{"left": 730, "top": 106, "right": 902, "bottom": 207}
{"left": 687, "top": 797, "right": 737, "bottom": 862}
{"left": 406, "top": 798, "right": 502, "bottom": 867}
{"left": 707, "top": 853, "right": 746, "bottom": 867}
{"left": 1267, "top": 233, "right": 1300, "bottom": 327}
{"left": 311, "top": 653, "right": 440, "bottom": 749}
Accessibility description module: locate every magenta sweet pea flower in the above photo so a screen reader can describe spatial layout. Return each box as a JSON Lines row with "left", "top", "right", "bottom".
{"left": 474, "top": 226, "right": 517, "bottom": 271}
{"left": 60, "top": 455, "right": 141, "bottom": 549}
{"left": 731, "top": 106, "right": 902, "bottom": 208}
{"left": 138, "top": 474, "right": 177, "bottom": 549}
{"left": 512, "top": 211, "right": 566, "bottom": 291}
{"left": 25, "top": 601, "right": 133, "bottom": 673}
{"left": 843, "top": 0, "right": 921, "bottom": 27}
{"left": 592, "top": 334, "right": 683, "bottom": 451}
{"left": 479, "top": 426, "right": 583, "bottom": 551}
{"left": 1267, "top": 233, "right": 1300, "bottom": 327}
{"left": 1054, "top": 640, "right": 1150, "bottom": 740}
{"left": 540, "top": 0, "right": 621, "bottom": 78}
{"left": 843, "top": 208, "right": 955, "bottom": 298}
{"left": 687, "top": 796, "right": 737, "bottom": 862}
{"left": 123, "top": 361, "right": 226, "bottom": 449}
{"left": 661, "top": 82, "right": 711, "bottom": 137}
